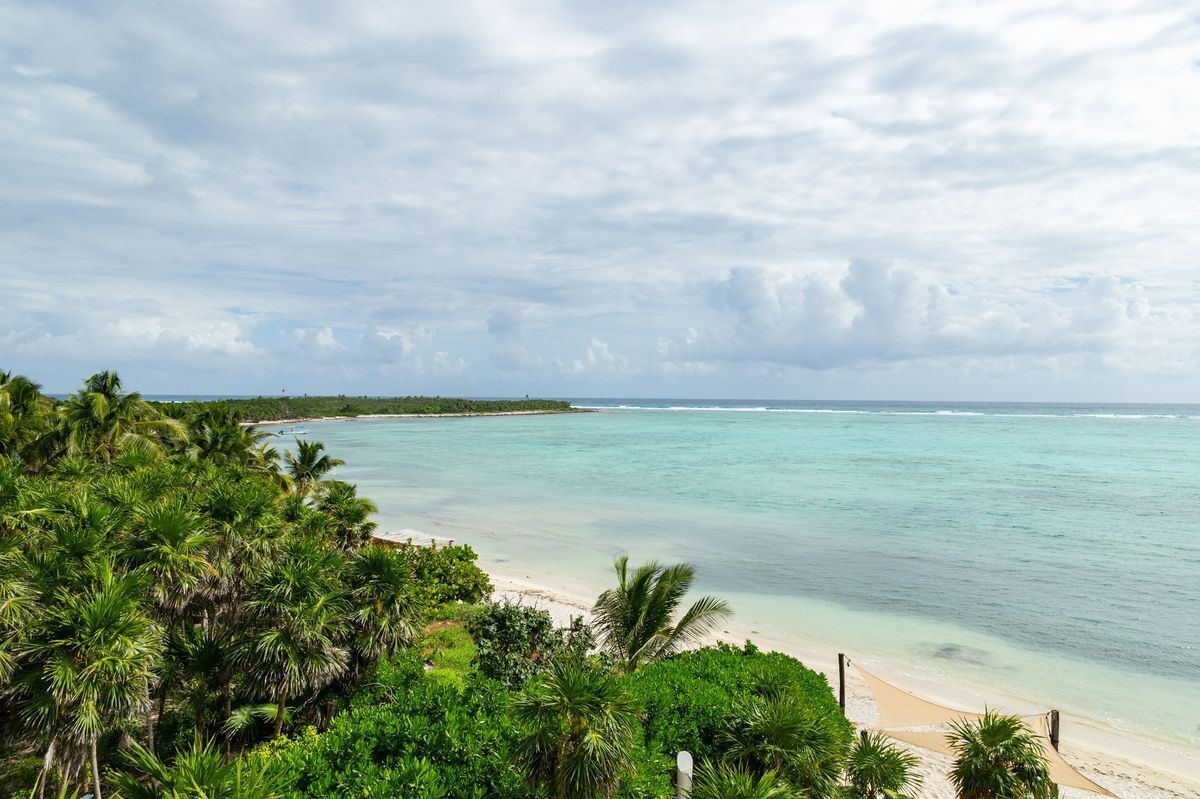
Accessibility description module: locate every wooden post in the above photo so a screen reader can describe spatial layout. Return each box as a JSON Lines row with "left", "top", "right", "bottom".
{"left": 1049, "top": 710, "right": 1060, "bottom": 751}
{"left": 676, "top": 751, "right": 693, "bottom": 799}
{"left": 837, "top": 653, "right": 846, "bottom": 711}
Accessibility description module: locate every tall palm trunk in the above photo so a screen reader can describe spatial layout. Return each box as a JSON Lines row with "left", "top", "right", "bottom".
{"left": 90, "top": 738, "right": 103, "bottom": 799}
{"left": 38, "top": 738, "right": 56, "bottom": 799}
{"left": 273, "top": 686, "right": 288, "bottom": 737}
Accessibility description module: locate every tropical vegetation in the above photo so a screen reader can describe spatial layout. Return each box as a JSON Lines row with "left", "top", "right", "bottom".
{"left": 159, "top": 395, "right": 578, "bottom": 423}
{"left": 948, "top": 711, "right": 1054, "bottom": 799}
{"left": 0, "top": 368, "right": 1046, "bottom": 799}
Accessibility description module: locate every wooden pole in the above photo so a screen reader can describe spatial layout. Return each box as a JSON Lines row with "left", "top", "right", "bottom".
{"left": 1049, "top": 710, "right": 1060, "bottom": 751}
{"left": 838, "top": 653, "right": 846, "bottom": 711}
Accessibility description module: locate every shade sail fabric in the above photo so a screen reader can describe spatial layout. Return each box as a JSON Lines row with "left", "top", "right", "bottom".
{"left": 1028, "top": 714, "right": 1119, "bottom": 798}
{"left": 858, "top": 663, "right": 1119, "bottom": 797}
{"left": 854, "top": 664, "right": 985, "bottom": 728}
{"left": 883, "top": 722, "right": 1116, "bottom": 797}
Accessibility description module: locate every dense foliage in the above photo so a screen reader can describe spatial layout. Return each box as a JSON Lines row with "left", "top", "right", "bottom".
{"left": 0, "top": 370, "right": 489, "bottom": 798}
{"left": 159, "top": 395, "right": 577, "bottom": 422}
{"left": 624, "top": 643, "right": 851, "bottom": 763}
{"left": 259, "top": 653, "right": 526, "bottom": 799}
{"left": 1, "top": 369, "right": 937, "bottom": 799}
{"left": 397, "top": 541, "right": 495, "bottom": 607}
{"left": 467, "top": 601, "right": 594, "bottom": 689}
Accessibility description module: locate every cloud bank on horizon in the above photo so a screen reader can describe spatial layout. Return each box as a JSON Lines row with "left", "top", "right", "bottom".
{"left": 1, "top": 0, "right": 1198, "bottom": 400}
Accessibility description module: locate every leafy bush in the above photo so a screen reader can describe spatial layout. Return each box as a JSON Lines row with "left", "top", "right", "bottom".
{"left": 466, "top": 601, "right": 596, "bottom": 689}
{"left": 623, "top": 643, "right": 851, "bottom": 763}
{"left": 395, "top": 543, "right": 494, "bottom": 607}
{"left": 258, "top": 673, "right": 528, "bottom": 799}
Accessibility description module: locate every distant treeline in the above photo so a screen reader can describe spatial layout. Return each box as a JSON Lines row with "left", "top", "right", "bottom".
{"left": 154, "top": 395, "right": 578, "bottom": 421}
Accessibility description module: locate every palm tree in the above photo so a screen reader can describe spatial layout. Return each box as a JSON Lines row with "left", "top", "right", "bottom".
{"left": 343, "top": 547, "right": 419, "bottom": 676}
{"left": 591, "top": 556, "right": 732, "bottom": 672}
{"left": 718, "top": 693, "right": 848, "bottom": 799}
{"left": 13, "top": 558, "right": 161, "bottom": 799}
{"left": 948, "top": 711, "right": 1054, "bottom": 799}
{"left": 845, "top": 731, "right": 923, "bottom": 799}
{"left": 123, "top": 494, "right": 214, "bottom": 618}
{"left": 512, "top": 658, "right": 642, "bottom": 799}
{"left": 693, "top": 761, "right": 797, "bottom": 799}
{"left": 315, "top": 481, "right": 378, "bottom": 552}
{"left": 190, "top": 406, "right": 269, "bottom": 466}
{"left": 235, "top": 540, "right": 349, "bottom": 737}
{"left": 111, "top": 738, "right": 282, "bottom": 799}
{"left": 58, "top": 372, "right": 184, "bottom": 463}
{"left": 0, "top": 370, "right": 54, "bottom": 467}
{"left": 283, "top": 440, "right": 343, "bottom": 496}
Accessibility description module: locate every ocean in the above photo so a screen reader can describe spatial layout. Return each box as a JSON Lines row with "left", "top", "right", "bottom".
{"left": 265, "top": 400, "right": 1200, "bottom": 748}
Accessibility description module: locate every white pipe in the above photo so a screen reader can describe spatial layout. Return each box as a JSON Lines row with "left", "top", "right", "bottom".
{"left": 676, "top": 751, "right": 694, "bottom": 799}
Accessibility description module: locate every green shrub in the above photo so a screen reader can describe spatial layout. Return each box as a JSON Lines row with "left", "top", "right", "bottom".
{"left": 623, "top": 643, "right": 851, "bottom": 762}
{"left": 258, "top": 674, "right": 528, "bottom": 799}
{"left": 466, "top": 601, "right": 596, "bottom": 689}
{"left": 396, "top": 543, "right": 493, "bottom": 607}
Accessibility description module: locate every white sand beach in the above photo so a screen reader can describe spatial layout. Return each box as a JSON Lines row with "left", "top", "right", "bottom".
{"left": 244, "top": 410, "right": 576, "bottom": 426}
{"left": 486, "top": 563, "right": 1200, "bottom": 799}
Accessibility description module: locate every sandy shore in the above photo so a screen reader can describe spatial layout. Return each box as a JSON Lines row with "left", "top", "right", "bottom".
{"left": 484, "top": 562, "right": 1200, "bottom": 799}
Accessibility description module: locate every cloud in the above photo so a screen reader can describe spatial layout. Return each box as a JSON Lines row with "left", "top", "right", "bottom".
{"left": 556, "top": 338, "right": 634, "bottom": 376}
{"left": 663, "top": 261, "right": 1192, "bottom": 374}
{"left": 0, "top": 1, "right": 1197, "bottom": 398}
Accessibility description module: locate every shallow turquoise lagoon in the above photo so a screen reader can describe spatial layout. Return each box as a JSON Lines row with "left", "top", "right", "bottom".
{"left": 272, "top": 401, "right": 1200, "bottom": 747}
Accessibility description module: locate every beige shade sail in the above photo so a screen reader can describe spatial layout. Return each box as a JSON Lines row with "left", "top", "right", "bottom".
{"left": 853, "top": 663, "right": 985, "bottom": 728}
{"left": 1027, "top": 714, "right": 1119, "bottom": 798}
{"left": 883, "top": 722, "right": 1116, "bottom": 797}
{"left": 857, "top": 663, "right": 1119, "bottom": 798}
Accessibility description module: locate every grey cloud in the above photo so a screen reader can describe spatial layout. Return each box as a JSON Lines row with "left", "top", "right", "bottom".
{"left": 1, "top": 1, "right": 1198, "bottom": 398}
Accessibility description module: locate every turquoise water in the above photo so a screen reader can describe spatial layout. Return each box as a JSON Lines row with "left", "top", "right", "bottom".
{"left": 271, "top": 401, "right": 1200, "bottom": 747}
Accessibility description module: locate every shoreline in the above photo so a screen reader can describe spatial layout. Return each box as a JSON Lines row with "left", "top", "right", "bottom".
{"left": 482, "top": 559, "right": 1200, "bottom": 799}
{"left": 243, "top": 409, "right": 581, "bottom": 426}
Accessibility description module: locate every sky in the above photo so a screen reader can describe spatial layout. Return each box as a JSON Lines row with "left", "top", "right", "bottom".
{"left": 2, "top": 1, "right": 1198, "bottom": 401}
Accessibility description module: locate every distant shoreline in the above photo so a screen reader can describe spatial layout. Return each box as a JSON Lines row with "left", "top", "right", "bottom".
{"left": 244, "top": 408, "right": 585, "bottom": 426}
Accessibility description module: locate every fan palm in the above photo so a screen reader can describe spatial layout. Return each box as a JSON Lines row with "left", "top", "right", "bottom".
{"left": 123, "top": 494, "right": 214, "bottom": 617}
{"left": 14, "top": 558, "right": 161, "bottom": 799}
{"left": 110, "top": 738, "right": 283, "bottom": 799}
{"left": 948, "top": 711, "right": 1054, "bottom": 799}
{"left": 718, "top": 693, "right": 848, "bottom": 799}
{"left": 845, "top": 731, "right": 924, "bottom": 799}
{"left": 344, "top": 547, "right": 419, "bottom": 674}
{"left": 235, "top": 540, "right": 349, "bottom": 737}
{"left": 591, "top": 556, "right": 731, "bottom": 672}
{"left": 512, "top": 658, "right": 642, "bottom": 799}
{"left": 315, "top": 481, "right": 378, "bottom": 552}
{"left": 190, "top": 407, "right": 269, "bottom": 466}
{"left": 58, "top": 372, "right": 184, "bottom": 463}
{"left": 692, "top": 761, "right": 797, "bottom": 799}
{"left": 283, "top": 440, "right": 343, "bottom": 496}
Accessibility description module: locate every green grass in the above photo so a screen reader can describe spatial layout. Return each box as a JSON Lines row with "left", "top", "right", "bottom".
{"left": 422, "top": 617, "right": 477, "bottom": 690}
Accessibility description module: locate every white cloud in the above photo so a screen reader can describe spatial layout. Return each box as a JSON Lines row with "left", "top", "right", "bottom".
{"left": 0, "top": 1, "right": 1197, "bottom": 398}
{"left": 664, "top": 262, "right": 1195, "bottom": 375}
